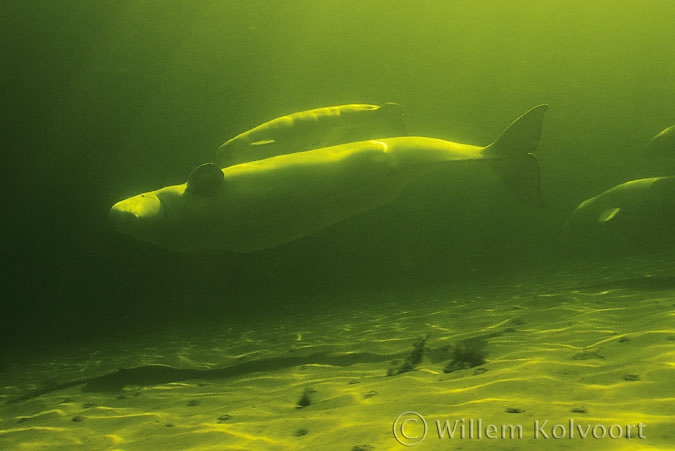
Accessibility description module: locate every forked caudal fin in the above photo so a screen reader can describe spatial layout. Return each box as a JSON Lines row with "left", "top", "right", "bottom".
{"left": 483, "top": 104, "right": 549, "bottom": 208}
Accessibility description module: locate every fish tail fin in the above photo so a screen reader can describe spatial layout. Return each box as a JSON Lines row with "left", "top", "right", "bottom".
{"left": 483, "top": 104, "right": 549, "bottom": 208}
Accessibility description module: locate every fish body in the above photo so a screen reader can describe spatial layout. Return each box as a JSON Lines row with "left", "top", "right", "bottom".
{"left": 110, "top": 105, "right": 548, "bottom": 253}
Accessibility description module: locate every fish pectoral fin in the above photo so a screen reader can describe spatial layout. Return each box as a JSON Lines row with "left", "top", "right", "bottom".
{"left": 598, "top": 207, "right": 621, "bottom": 222}
{"left": 250, "top": 139, "right": 276, "bottom": 146}
{"left": 186, "top": 163, "right": 224, "bottom": 196}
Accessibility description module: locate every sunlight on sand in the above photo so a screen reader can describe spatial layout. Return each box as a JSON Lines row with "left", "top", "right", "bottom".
{"left": 1, "top": 266, "right": 674, "bottom": 450}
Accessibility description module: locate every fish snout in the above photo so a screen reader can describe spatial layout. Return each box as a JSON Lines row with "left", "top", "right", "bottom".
{"left": 109, "top": 194, "right": 162, "bottom": 233}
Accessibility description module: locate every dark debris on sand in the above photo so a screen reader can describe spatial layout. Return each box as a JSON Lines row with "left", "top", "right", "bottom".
{"left": 387, "top": 333, "right": 430, "bottom": 376}
{"left": 443, "top": 337, "right": 488, "bottom": 374}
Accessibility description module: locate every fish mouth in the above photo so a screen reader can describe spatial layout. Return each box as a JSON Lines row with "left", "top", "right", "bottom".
{"left": 109, "top": 194, "right": 162, "bottom": 235}
{"left": 108, "top": 205, "right": 137, "bottom": 231}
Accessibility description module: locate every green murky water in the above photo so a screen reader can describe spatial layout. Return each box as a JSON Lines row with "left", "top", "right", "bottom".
{"left": 3, "top": 1, "right": 674, "bottom": 449}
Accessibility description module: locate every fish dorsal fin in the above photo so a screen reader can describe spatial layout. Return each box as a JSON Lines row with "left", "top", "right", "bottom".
{"left": 186, "top": 163, "right": 224, "bottom": 195}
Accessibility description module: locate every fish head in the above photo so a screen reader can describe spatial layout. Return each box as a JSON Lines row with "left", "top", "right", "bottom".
{"left": 109, "top": 191, "right": 164, "bottom": 242}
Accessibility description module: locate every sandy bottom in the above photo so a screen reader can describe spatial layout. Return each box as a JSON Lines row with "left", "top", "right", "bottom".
{"left": 2, "top": 261, "right": 674, "bottom": 450}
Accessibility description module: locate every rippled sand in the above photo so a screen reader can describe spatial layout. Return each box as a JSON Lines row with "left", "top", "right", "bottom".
{"left": 1, "top": 262, "right": 674, "bottom": 450}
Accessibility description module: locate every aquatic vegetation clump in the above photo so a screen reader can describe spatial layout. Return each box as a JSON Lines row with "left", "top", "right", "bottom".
{"left": 443, "top": 338, "right": 487, "bottom": 373}
{"left": 387, "top": 333, "right": 430, "bottom": 376}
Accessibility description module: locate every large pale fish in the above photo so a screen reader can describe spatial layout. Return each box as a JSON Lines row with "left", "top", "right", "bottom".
{"left": 216, "top": 103, "right": 407, "bottom": 166}
{"left": 566, "top": 176, "right": 675, "bottom": 238}
{"left": 110, "top": 105, "right": 548, "bottom": 253}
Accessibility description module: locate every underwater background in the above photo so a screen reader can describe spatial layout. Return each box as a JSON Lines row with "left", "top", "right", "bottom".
{"left": 2, "top": 1, "right": 675, "bottom": 450}
{"left": 4, "top": 0, "right": 674, "bottom": 346}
